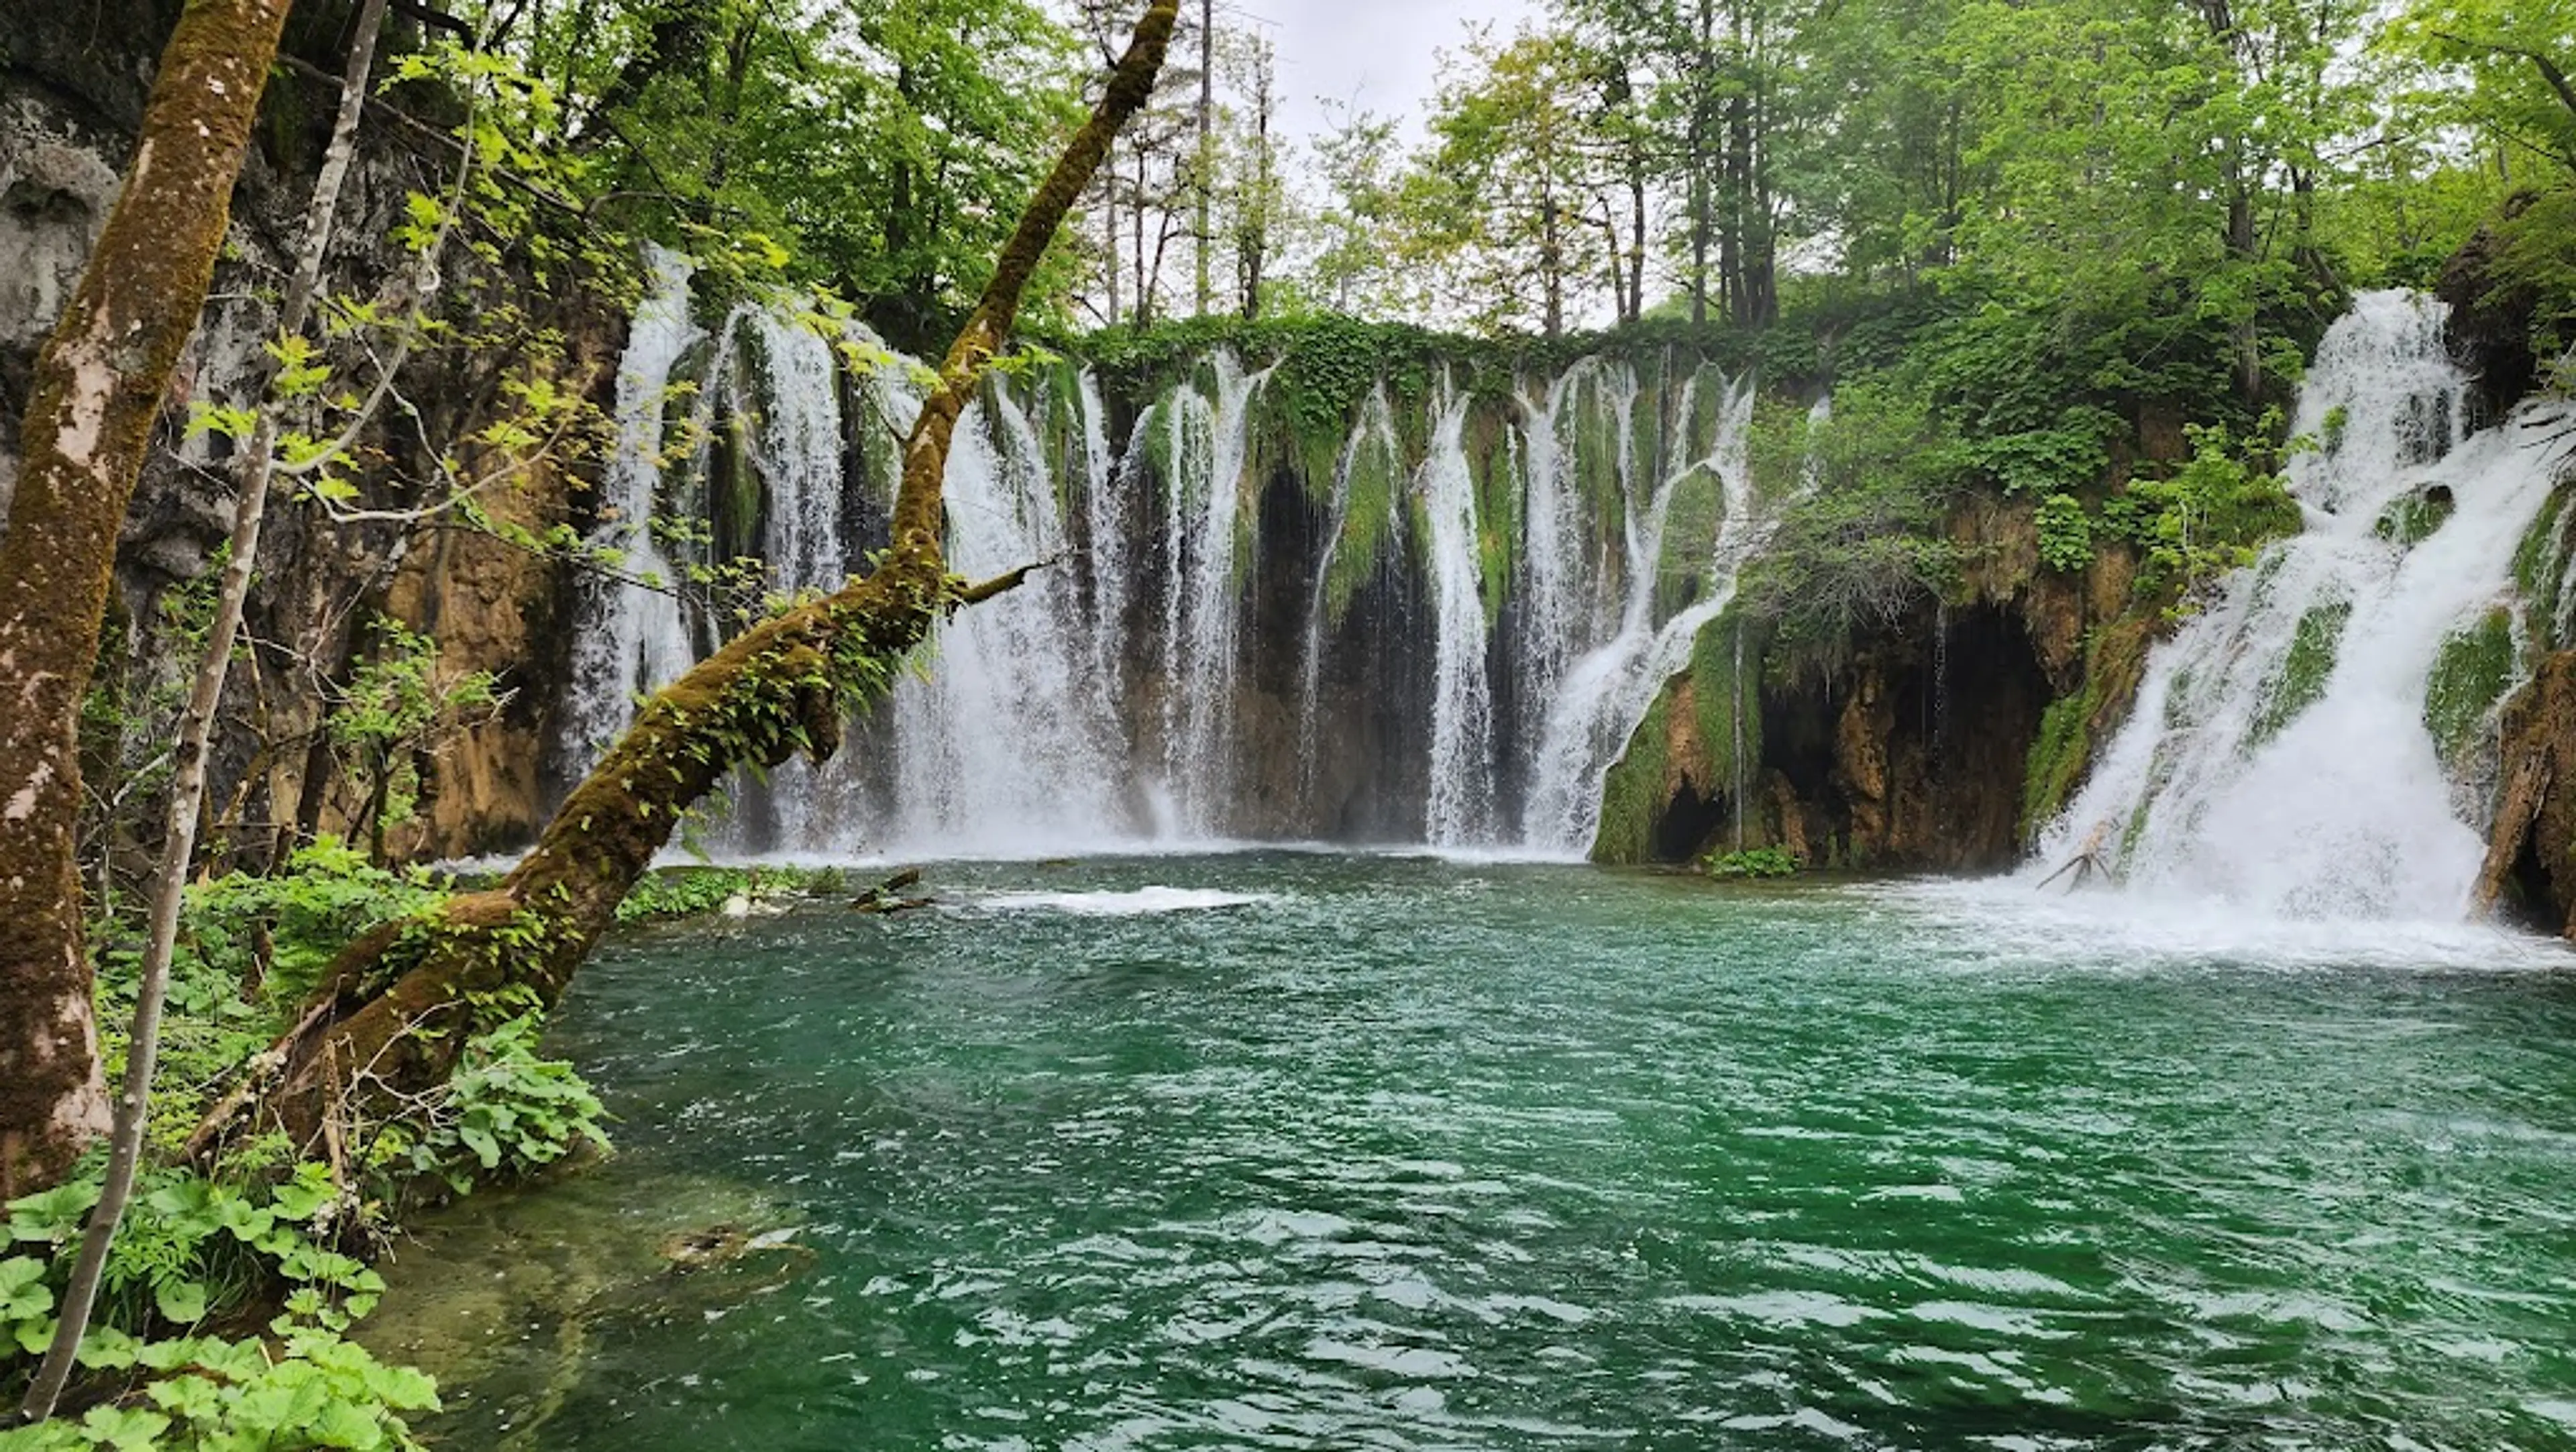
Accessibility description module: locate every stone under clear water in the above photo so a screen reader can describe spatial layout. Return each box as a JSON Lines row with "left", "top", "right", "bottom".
{"left": 368, "top": 855, "right": 2576, "bottom": 1451}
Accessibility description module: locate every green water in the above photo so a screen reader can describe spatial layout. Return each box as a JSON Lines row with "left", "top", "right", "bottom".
{"left": 371, "top": 855, "right": 2576, "bottom": 1450}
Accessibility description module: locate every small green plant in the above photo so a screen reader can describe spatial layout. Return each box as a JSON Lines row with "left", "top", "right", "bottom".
{"left": 2035, "top": 492, "right": 2094, "bottom": 572}
{"left": 1706, "top": 846, "right": 1801, "bottom": 879}
{"left": 2104, "top": 419, "right": 2301, "bottom": 609}
{"left": 327, "top": 617, "right": 503, "bottom": 862}
{"left": 386, "top": 1017, "right": 612, "bottom": 1196}
{"left": 614, "top": 865, "right": 841, "bottom": 923}
{"left": 2, "top": 1157, "right": 437, "bottom": 1449}
{"left": 182, "top": 837, "right": 451, "bottom": 1007}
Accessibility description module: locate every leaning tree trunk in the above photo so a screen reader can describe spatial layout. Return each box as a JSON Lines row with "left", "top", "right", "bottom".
{"left": 191, "top": 0, "right": 1183, "bottom": 1160}
{"left": 0, "top": 0, "right": 298, "bottom": 1202}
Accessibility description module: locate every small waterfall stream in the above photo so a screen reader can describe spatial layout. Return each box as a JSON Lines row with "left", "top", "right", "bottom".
{"left": 557, "top": 247, "right": 700, "bottom": 778}
{"left": 2033, "top": 291, "right": 2576, "bottom": 918}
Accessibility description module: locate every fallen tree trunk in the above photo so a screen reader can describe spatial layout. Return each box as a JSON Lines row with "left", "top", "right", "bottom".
{"left": 192, "top": 0, "right": 1181, "bottom": 1160}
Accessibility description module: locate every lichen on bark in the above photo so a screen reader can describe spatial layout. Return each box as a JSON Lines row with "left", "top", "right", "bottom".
{"left": 0, "top": 0, "right": 299, "bottom": 1200}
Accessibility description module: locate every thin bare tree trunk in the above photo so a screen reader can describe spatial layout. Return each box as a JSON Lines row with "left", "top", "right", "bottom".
{"left": 0, "top": 0, "right": 297, "bottom": 1204}
{"left": 191, "top": 0, "right": 1184, "bottom": 1162}
{"left": 16, "top": 0, "right": 391, "bottom": 1424}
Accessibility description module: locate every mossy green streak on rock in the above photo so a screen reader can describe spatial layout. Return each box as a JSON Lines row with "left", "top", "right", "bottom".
{"left": 1689, "top": 610, "right": 1760, "bottom": 824}
{"left": 1655, "top": 464, "right": 1727, "bottom": 618}
{"left": 2247, "top": 599, "right": 2352, "bottom": 749}
{"left": 2021, "top": 619, "right": 2153, "bottom": 839}
{"left": 2426, "top": 607, "right": 2518, "bottom": 770}
{"left": 1322, "top": 405, "right": 1405, "bottom": 627}
{"left": 1470, "top": 409, "right": 1518, "bottom": 629}
{"left": 2375, "top": 487, "right": 2457, "bottom": 550}
{"left": 1591, "top": 694, "right": 1674, "bottom": 865}
{"left": 2513, "top": 486, "right": 2572, "bottom": 653}
{"left": 1591, "top": 608, "right": 1761, "bottom": 864}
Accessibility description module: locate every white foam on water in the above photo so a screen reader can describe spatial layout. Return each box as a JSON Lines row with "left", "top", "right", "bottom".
{"left": 973, "top": 887, "right": 1281, "bottom": 916}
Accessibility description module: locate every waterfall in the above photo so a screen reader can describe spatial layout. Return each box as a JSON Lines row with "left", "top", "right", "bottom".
{"left": 1419, "top": 388, "right": 1497, "bottom": 844}
{"left": 1153, "top": 352, "right": 1275, "bottom": 837}
{"left": 741, "top": 309, "right": 847, "bottom": 596}
{"left": 875, "top": 364, "right": 1138, "bottom": 853}
{"left": 557, "top": 246, "right": 700, "bottom": 778}
{"left": 2033, "top": 291, "right": 2576, "bottom": 919}
{"left": 1517, "top": 369, "right": 1764, "bottom": 853}
{"left": 557, "top": 266, "right": 1807, "bottom": 860}
{"left": 1298, "top": 384, "right": 1401, "bottom": 794}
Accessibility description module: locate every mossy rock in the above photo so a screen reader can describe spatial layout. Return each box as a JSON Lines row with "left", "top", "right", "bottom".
{"left": 2247, "top": 598, "right": 2351, "bottom": 749}
{"left": 2513, "top": 486, "right": 2574, "bottom": 653}
{"left": 1591, "top": 694, "right": 1675, "bottom": 865}
{"left": 2425, "top": 607, "right": 2518, "bottom": 770}
{"left": 1687, "top": 607, "right": 1760, "bottom": 805}
{"left": 2373, "top": 484, "right": 2456, "bottom": 549}
{"left": 2020, "top": 618, "right": 2152, "bottom": 838}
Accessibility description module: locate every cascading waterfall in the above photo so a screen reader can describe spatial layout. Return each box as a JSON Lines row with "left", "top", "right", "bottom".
{"left": 557, "top": 246, "right": 700, "bottom": 778}
{"left": 1517, "top": 372, "right": 1766, "bottom": 853}
{"left": 1297, "top": 384, "right": 1402, "bottom": 791}
{"left": 2033, "top": 291, "right": 2576, "bottom": 919}
{"left": 1417, "top": 386, "right": 1497, "bottom": 845}
{"left": 557, "top": 272, "right": 1801, "bottom": 859}
{"left": 876, "top": 354, "right": 1138, "bottom": 852}
{"left": 1152, "top": 352, "right": 1276, "bottom": 837}
{"left": 741, "top": 309, "right": 847, "bottom": 595}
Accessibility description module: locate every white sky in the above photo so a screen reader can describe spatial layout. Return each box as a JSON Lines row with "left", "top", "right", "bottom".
{"left": 1238, "top": 0, "right": 1544, "bottom": 142}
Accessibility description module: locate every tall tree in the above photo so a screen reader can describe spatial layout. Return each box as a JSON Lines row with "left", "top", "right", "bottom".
{"left": 0, "top": 0, "right": 297, "bottom": 1202}
{"left": 17, "top": 0, "right": 396, "bottom": 1421}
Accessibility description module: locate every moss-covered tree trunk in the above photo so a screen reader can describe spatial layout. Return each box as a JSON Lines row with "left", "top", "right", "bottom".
{"left": 196, "top": 0, "right": 1183, "bottom": 1159}
{"left": 0, "top": 0, "right": 297, "bottom": 1202}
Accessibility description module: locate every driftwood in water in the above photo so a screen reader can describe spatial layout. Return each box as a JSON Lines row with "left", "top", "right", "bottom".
{"left": 189, "top": 0, "right": 1183, "bottom": 1161}
{"left": 853, "top": 867, "right": 931, "bottom": 915}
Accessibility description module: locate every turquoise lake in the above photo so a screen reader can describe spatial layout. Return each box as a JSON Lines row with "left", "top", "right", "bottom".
{"left": 366, "top": 855, "right": 2576, "bottom": 1450}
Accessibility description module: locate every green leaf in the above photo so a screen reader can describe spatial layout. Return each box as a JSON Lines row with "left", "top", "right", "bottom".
{"left": 156, "top": 1276, "right": 210, "bottom": 1325}
{"left": 0, "top": 1255, "right": 54, "bottom": 1320}
{"left": 78, "top": 1405, "right": 170, "bottom": 1452}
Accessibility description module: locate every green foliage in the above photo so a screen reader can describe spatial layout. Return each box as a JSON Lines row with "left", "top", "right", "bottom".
{"left": 2035, "top": 493, "right": 2094, "bottom": 573}
{"left": 614, "top": 865, "right": 842, "bottom": 923}
{"left": 327, "top": 619, "right": 502, "bottom": 858}
{"left": 2425, "top": 607, "right": 2520, "bottom": 768}
{"left": 0, "top": 1325, "right": 438, "bottom": 1451}
{"left": 1705, "top": 846, "right": 1800, "bottom": 879}
{"left": 182, "top": 839, "right": 452, "bottom": 1009}
{"left": 2105, "top": 422, "right": 2304, "bottom": 609}
{"left": 1739, "top": 381, "right": 1970, "bottom": 676}
{"left": 0, "top": 1158, "right": 434, "bottom": 1449}
{"left": 389, "top": 1019, "right": 610, "bottom": 1197}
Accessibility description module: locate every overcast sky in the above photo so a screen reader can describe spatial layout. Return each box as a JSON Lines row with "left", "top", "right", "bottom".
{"left": 1240, "top": 0, "right": 1544, "bottom": 143}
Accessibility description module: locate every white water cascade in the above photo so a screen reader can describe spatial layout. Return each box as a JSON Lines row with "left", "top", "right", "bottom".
{"left": 1517, "top": 370, "right": 1768, "bottom": 853}
{"left": 2033, "top": 291, "right": 2576, "bottom": 919}
{"left": 1151, "top": 352, "right": 1277, "bottom": 836}
{"left": 1418, "top": 386, "right": 1497, "bottom": 845}
{"left": 558, "top": 247, "right": 701, "bottom": 778}
{"left": 875, "top": 348, "right": 1140, "bottom": 852}
{"left": 556, "top": 275, "right": 1792, "bottom": 858}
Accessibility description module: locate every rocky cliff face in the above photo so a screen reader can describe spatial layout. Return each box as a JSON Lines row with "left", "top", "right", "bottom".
{"left": 2, "top": 1, "right": 613, "bottom": 871}
{"left": 1591, "top": 498, "right": 2147, "bottom": 873}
